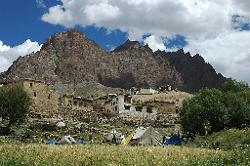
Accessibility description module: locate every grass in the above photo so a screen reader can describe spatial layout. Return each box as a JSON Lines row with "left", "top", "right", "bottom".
{"left": 189, "top": 128, "right": 250, "bottom": 150}
{"left": 0, "top": 144, "right": 249, "bottom": 166}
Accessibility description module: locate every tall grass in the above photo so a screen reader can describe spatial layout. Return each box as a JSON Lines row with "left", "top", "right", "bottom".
{"left": 190, "top": 128, "right": 250, "bottom": 150}
{"left": 0, "top": 144, "right": 249, "bottom": 166}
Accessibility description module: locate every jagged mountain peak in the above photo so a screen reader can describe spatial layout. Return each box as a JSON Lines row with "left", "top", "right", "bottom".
{"left": 113, "top": 39, "right": 145, "bottom": 52}
{"left": 42, "top": 29, "right": 101, "bottom": 52}
{"left": 1, "top": 29, "right": 226, "bottom": 92}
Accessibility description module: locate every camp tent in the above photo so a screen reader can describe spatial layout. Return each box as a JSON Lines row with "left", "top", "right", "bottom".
{"left": 165, "top": 134, "right": 182, "bottom": 145}
{"left": 129, "top": 126, "right": 163, "bottom": 145}
{"left": 103, "top": 130, "right": 125, "bottom": 143}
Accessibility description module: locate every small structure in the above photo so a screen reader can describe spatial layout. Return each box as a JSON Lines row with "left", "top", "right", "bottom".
{"left": 129, "top": 126, "right": 162, "bottom": 146}
{"left": 99, "top": 94, "right": 118, "bottom": 112}
{"left": 3, "top": 78, "right": 60, "bottom": 117}
{"left": 164, "top": 134, "right": 182, "bottom": 145}
{"left": 138, "top": 88, "right": 158, "bottom": 95}
{"left": 61, "top": 93, "right": 93, "bottom": 111}
{"left": 56, "top": 121, "right": 66, "bottom": 128}
{"left": 103, "top": 130, "right": 125, "bottom": 143}
{"left": 117, "top": 90, "right": 192, "bottom": 119}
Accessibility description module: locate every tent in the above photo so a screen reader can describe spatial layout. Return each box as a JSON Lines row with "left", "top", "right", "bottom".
{"left": 56, "top": 121, "right": 66, "bottom": 127}
{"left": 103, "top": 130, "right": 125, "bottom": 143}
{"left": 164, "top": 134, "right": 182, "bottom": 145}
{"left": 129, "top": 126, "right": 163, "bottom": 146}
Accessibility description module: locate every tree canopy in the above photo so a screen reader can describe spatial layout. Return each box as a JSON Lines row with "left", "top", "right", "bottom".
{"left": 0, "top": 86, "right": 31, "bottom": 129}
{"left": 180, "top": 80, "right": 250, "bottom": 135}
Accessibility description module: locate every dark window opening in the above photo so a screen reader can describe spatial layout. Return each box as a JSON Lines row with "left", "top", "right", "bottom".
{"left": 135, "top": 107, "right": 142, "bottom": 112}
{"left": 124, "top": 105, "right": 131, "bottom": 110}
{"left": 147, "top": 107, "right": 153, "bottom": 113}
{"left": 48, "top": 94, "right": 51, "bottom": 99}
{"left": 124, "top": 96, "right": 132, "bottom": 103}
{"left": 30, "top": 83, "right": 33, "bottom": 87}
{"left": 34, "top": 92, "right": 36, "bottom": 97}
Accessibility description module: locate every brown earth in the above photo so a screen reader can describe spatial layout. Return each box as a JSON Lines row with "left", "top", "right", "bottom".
{"left": 1, "top": 29, "right": 226, "bottom": 92}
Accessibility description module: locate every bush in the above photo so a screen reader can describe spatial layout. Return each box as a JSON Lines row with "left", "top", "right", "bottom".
{"left": 180, "top": 80, "right": 250, "bottom": 135}
{"left": 0, "top": 86, "right": 31, "bottom": 131}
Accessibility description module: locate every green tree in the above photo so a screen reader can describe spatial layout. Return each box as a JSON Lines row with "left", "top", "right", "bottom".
{"left": 0, "top": 86, "right": 31, "bottom": 130}
{"left": 180, "top": 88, "right": 227, "bottom": 135}
{"left": 180, "top": 80, "right": 250, "bottom": 136}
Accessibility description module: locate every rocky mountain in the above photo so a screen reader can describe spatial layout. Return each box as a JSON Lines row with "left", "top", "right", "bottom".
{"left": 1, "top": 29, "right": 226, "bottom": 92}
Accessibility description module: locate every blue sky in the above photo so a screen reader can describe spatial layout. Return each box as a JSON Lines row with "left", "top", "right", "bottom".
{"left": 1, "top": 0, "right": 250, "bottom": 83}
{"left": 0, "top": 0, "right": 127, "bottom": 50}
{"left": 0, "top": 0, "right": 187, "bottom": 50}
{"left": 0, "top": 0, "right": 64, "bottom": 46}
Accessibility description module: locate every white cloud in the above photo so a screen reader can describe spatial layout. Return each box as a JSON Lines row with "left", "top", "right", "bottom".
{"left": 84, "top": 1, "right": 121, "bottom": 23}
{"left": 184, "top": 31, "right": 250, "bottom": 83}
{"left": 36, "top": 0, "right": 47, "bottom": 8}
{"left": 41, "top": 0, "right": 250, "bottom": 83}
{"left": 0, "top": 40, "right": 42, "bottom": 72}
{"left": 144, "top": 35, "right": 165, "bottom": 52}
{"left": 41, "top": 0, "right": 234, "bottom": 39}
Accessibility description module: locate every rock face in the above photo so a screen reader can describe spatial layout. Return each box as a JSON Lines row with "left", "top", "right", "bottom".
{"left": 1, "top": 29, "right": 226, "bottom": 92}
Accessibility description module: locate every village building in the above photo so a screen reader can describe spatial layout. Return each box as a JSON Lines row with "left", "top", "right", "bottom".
{"left": 61, "top": 93, "right": 93, "bottom": 111}
{"left": 2, "top": 78, "right": 192, "bottom": 122}
{"left": 3, "top": 79, "right": 60, "bottom": 117}
{"left": 101, "top": 94, "right": 118, "bottom": 112}
{"left": 117, "top": 89, "right": 192, "bottom": 120}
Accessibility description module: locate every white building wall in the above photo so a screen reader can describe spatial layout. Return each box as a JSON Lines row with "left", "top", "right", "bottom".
{"left": 139, "top": 88, "right": 158, "bottom": 95}
{"left": 117, "top": 95, "right": 158, "bottom": 119}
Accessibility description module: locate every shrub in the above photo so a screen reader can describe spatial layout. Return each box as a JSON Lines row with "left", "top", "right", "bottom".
{"left": 180, "top": 80, "right": 250, "bottom": 135}
{"left": 0, "top": 86, "right": 31, "bottom": 132}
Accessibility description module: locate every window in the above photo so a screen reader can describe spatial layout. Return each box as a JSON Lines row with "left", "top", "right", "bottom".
{"left": 135, "top": 107, "right": 142, "bottom": 112}
{"left": 124, "top": 105, "right": 131, "bottom": 110}
{"left": 147, "top": 107, "right": 153, "bottom": 113}
{"left": 34, "top": 92, "right": 36, "bottom": 97}
{"left": 48, "top": 94, "right": 51, "bottom": 99}
{"left": 30, "top": 83, "right": 33, "bottom": 87}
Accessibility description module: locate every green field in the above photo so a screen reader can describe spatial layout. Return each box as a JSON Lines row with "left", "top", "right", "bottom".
{"left": 0, "top": 144, "right": 249, "bottom": 166}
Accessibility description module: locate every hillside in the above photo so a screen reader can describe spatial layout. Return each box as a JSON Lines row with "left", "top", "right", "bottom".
{"left": 0, "top": 29, "right": 226, "bottom": 92}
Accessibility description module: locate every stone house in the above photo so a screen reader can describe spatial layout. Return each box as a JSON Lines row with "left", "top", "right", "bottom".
{"left": 117, "top": 94, "right": 158, "bottom": 119}
{"left": 101, "top": 94, "right": 118, "bottom": 112}
{"left": 3, "top": 79, "right": 60, "bottom": 117}
{"left": 117, "top": 90, "right": 192, "bottom": 120}
{"left": 61, "top": 93, "right": 93, "bottom": 111}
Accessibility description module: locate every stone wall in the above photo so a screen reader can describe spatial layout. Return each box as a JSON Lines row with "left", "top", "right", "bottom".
{"left": 4, "top": 79, "right": 60, "bottom": 118}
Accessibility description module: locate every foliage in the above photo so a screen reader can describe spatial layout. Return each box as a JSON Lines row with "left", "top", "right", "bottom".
{"left": 0, "top": 144, "right": 249, "bottom": 166}
{"left": 180, "top": 80, "right": 250, "bottom": 135}
{"left": 188, "top": 128, "right": 250, "bottom": 150}
{"left": 0, "top": 86, "right": 31, "bottom": 129}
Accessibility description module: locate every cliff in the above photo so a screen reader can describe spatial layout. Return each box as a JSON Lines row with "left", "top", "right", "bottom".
{"left": 1, "top": 29, "right": 226, "bottom": 92}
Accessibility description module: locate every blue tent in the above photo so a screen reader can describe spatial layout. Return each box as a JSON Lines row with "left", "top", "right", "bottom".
{"left": 165, "top": 134, "right": 182, "bottom": 145}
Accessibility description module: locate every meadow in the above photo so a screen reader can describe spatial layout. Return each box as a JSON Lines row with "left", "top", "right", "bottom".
{"left": 0, "top": 144, "right": 249, "bottom": 166}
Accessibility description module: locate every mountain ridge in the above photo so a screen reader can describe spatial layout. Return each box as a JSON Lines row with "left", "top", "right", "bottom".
{"left": 0, "top": 29, "right": 226, "bottom": 92}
